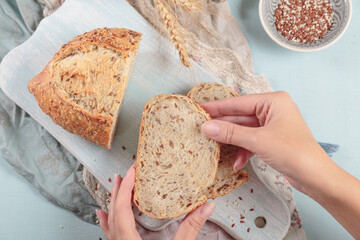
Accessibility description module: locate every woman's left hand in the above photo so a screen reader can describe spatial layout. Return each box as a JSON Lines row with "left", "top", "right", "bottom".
{"left": 96, "top": 166, "right": 216, "bottom": 240}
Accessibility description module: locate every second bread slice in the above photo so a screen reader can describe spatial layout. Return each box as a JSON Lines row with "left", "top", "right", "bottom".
{"left": 188, "top": 82, "right": 248, "bottom": 199}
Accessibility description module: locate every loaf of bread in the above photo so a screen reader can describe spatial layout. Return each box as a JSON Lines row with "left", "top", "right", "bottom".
{"left": 28, "top": 28, "right": 142, "bottom": 149}
{"left": 134, "top": 94, "right": 220, "bottom": 219}
{"left": 188, "top": 82, "right": 248, "bottom": 198}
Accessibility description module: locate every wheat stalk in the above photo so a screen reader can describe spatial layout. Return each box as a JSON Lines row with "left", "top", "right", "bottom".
{"left": 155, "top": 0, "right": 191, "bottom": 67}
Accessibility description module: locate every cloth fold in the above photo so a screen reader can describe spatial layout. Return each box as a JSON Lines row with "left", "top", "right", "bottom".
{"left": 0, "top": 87, "right": 99, "bottom": 223}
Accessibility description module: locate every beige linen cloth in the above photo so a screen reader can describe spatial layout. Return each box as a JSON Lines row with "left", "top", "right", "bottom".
{"left": 44, "top": 0, "right": 306, "bottom": 239}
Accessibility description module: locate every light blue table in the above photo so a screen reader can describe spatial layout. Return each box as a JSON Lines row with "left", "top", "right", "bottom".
{"left": 0, "top": 1, "right": 358, "bottom": 240}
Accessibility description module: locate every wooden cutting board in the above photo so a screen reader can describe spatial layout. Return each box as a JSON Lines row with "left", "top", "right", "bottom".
{"left": 0, "top": 0, "right": 290, "bottom": 239}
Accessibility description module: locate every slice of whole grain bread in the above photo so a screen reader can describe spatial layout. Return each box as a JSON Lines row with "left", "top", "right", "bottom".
{"left": 188, "top": 82, "right": 248, "bottom": 199}
{"left": 134, "top": 94, "right": 220, "bottom": 219}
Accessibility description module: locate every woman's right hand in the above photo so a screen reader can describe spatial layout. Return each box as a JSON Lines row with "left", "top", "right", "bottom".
{"left": 201, "top": 91, "right": 332, "bottom": 194}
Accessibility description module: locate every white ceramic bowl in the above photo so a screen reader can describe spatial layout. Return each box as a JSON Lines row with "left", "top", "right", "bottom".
{"left": 259, "top": 0, "right": 352, "bottom": 52}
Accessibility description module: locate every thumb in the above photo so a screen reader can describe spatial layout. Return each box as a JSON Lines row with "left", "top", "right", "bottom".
{"left": 173, "top": 202, "right": 215, "bottom": 240}
{"left": 202, "top": 120, "right": 258, "bottom": 152}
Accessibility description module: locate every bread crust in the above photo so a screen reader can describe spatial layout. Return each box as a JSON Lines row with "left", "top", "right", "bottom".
{"left": 134, "top": 94, "right": 221, "bottom": 219}
{"left": 187, "top": 82, "right": 239, "bottom": 100}
{"left": 51, "top": 28, "right": 142, "bottom": 63}
{"left": 28, "top": 66, "right": 113, "bottom": 148}
{"left": 206, "top": 169, "right": 249, "bottom": 200}
{"left": 28, "top": 28, "right": 142, "bottom": 149}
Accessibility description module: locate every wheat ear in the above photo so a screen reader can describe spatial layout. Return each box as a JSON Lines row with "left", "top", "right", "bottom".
{"left": 170, "top": 0, "right": 202, "bottom": 13}
{"left": 155, "top": 0, "right": 191, "bottom": 67}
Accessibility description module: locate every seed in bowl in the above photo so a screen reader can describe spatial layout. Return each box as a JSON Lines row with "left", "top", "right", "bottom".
{"left": 274, "top": 0, "right": 333, "bottom": 43}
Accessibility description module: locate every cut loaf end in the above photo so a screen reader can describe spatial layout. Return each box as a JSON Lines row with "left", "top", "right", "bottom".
{"left": 28, "top": 27, "right": 142, "bottom": 149}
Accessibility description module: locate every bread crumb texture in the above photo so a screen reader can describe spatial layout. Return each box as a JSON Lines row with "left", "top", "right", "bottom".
{"left": 134, "top": 94, "right": 220, "bottom": 219}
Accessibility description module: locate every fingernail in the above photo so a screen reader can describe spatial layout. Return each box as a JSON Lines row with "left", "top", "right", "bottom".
{"left": 125, "top": 166, "right": 133, "bottom": 178}
{"left": 114, "top": 174, "right": 122, "bottom": 185}
{"left": 202, "top": 121, "right": 220, "bottom": 137}
{"left": 234, "top": 159, "right": 241, "bottom": 171}
{"left": 132, "top": 162, "right": 136, "bottom": 168}
{"left": 200, "top": 202, "right": 216, "bottom": 219}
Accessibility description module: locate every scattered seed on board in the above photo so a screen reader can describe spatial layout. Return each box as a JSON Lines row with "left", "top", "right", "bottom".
{"left": 240, "top": 220, "right": 245, "bottom": 223}
{"left": 238, "top": 197, "right": 243, "bottom": 200}
{"left": 59, "top": 225, "right": 64, "bottom": 229}
{"left": 250, "top": 208, "right": 254, "bottom": 211}
{"left": 108, "top": 178, "right": 112, "bottom": 182}
{"left": 247, "top": 228, "right": 251, "bottom": 233}
{"left": 251, "top": 189, "right": 253, "bottom": 193}
{"left": 231, "top": 224, "right": 235, "bottom": 228}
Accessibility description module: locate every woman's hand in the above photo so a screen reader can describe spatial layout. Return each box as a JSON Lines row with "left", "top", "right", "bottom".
{"left": 96, "top": 167, "right": 141, "bottom": 240}
{"left": 201, "top": 91, "right": 330, "bottom": 192}
{"left": 201, "top": 91, "right": 360, "bottom": 239}
{"left": 96, "top": 166, "right": 216, "bottom": 240}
